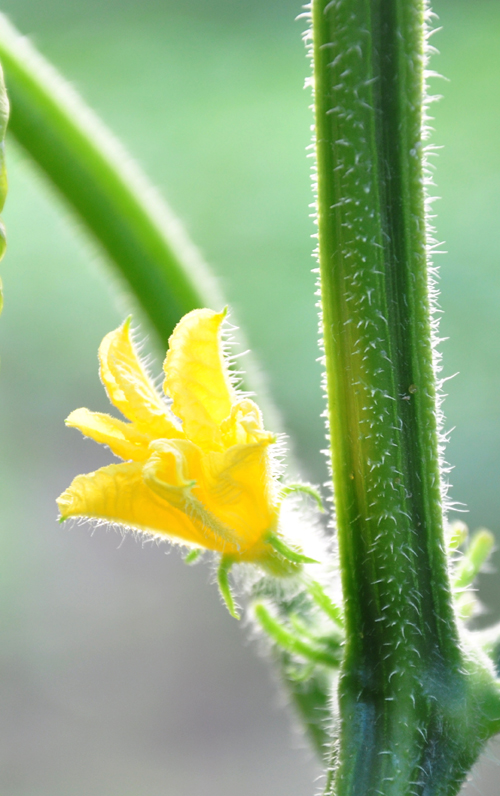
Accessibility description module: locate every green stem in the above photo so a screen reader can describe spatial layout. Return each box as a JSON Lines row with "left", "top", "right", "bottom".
{"left": 312, "top": 1, "right": 500, "bottom": 793}
{"left": 254, "top": 603, "right": 341, "bottom": 667}
{"left": 0, "top": 14, "right": 221, "bottom": 350}
{"left": 305, "top": 579, "right": 343, "bottom": 628}
{"left": 0, "top": 16, "right": 284, "bottom": 429}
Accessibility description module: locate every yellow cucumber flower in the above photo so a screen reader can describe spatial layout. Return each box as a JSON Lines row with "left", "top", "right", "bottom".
{"left": 58, "top": 309, "right": 316, "bottom": 614}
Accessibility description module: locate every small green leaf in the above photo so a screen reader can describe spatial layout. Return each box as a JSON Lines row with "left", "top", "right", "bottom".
{"left": 267, "top": 533, "right": 319, "bottom": 565}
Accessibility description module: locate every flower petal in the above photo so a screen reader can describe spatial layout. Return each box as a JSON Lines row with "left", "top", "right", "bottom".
{"left": 202, "top": 440, "right": 278, "bottom": 550}
{"left": 220, "top": 398, "right": 275, "bottom": 448}
{"left": 144, "top": 437, "right": 277, "bottom": 554}
{"left": 100, "top": 318, "right": 183, "bottom": 438}
{"left": 66, "top": 408, "right": 152, "bottom": 461}
{"left": 57, "top": 461, "right": 209, "bottom": 548}
{"left": 163, "top": 308, "right": 235, "bottom": 451}
{"left": 143, "top": 439, "right": 243, "bottom": 553}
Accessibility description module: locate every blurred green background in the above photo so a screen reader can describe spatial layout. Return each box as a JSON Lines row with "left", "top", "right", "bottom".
{"left": 0, "top": 0, "right": 499, "bottom": 793}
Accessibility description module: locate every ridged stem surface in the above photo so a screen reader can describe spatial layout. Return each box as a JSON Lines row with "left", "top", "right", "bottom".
{"left": 312, "top": 1, "right": 500, "bottom": 793}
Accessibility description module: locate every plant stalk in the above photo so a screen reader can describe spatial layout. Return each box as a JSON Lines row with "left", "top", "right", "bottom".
{"left": 0, "top": 14, "right": 221, "bottom": 350}
{"left": 0, "top": 15, "right": 283, "bottom": 428}
{"left": 311, "top": 1, "right": 500, "bottom": 793}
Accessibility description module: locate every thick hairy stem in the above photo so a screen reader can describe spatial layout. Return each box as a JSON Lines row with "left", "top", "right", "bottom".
{"left": 311, "top": 1, "right": 500, "bottom": 794}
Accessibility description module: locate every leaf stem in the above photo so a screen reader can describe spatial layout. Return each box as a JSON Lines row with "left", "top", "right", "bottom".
{"left": 0, "top": 14, "right": 221, "bottom": 350}
{"left": 0, "top": 16, "right": 285, "bottom": 430}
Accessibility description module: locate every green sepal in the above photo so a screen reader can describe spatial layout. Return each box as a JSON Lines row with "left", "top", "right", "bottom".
{"left": 217, "top": 556, "right": 240, "bottom": 620}
{"left": 266, "top": 533, "right": 319, "bottom": 566}
{"left": 183, "top": 549, "right": 202, "bottom": 566}
{"left": 306, "top": 579, "right": 344, "bottom": 629}
{"left": 279, "top": 483, "right": 324, "bottom": 512}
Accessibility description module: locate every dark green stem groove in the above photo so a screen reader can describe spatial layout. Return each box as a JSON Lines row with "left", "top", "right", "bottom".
{"left": 312, "top": 1, "right": 500, "bottom": 793}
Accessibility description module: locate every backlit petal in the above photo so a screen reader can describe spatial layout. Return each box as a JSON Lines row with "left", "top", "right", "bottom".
{"left": 220, "top": 398, "right": 275, "bottom": 448}
{"left": 163, "top": 308, "right": 234, "bottom": 451}
{"left": 66, "top": 408, "right": 151, "bottom": 461}
{"left": 100, "top": 318, "right": 183, "bottom": 439}
{"left": 143, "top": 439, "right": 242, "bottom": 553}
{"left": 57, "top": 461, "right": 210, "bottom": 548}
{"left": 201, "top": 440, "right": 278, "bottom": 550}
{"left": 143, "top": 436, "right": 278, "bottom": 553}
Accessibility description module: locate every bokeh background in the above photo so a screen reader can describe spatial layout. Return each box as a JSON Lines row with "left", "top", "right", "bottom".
{"left": 0, "top": 0, "right": 498, "bottom": 793}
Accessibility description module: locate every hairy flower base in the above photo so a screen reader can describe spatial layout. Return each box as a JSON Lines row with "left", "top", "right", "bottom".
{"left": 58, "top": 309, "right": 315, "bottom": 612}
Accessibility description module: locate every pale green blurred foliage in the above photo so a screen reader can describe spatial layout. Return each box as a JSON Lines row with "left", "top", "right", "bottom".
{"left": 0, "top": 0, "right": 499, "bottom": 793}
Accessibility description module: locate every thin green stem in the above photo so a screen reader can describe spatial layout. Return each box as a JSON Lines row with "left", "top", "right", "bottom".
{"left": 254, "top": 603, "right": 341, "bottom": 667}
{"left": 279, "top": 483, "right": 325, "bottom": 512}
{"left": 267, "top": 533, "right": 319, "bottom": 565}
{"left": 306, "top": 579, "right": 344, "bottom": 628}
{"left": 311, "top": 0, "right": 500, "bottom": 793}
{"left": 0, "top": 14, "right": 220, "bottom": 350}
